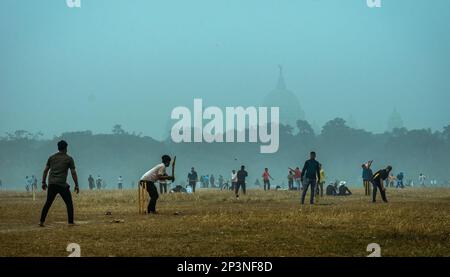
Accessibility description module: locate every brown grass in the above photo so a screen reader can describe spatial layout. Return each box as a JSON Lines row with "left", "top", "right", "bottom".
{"left": 0, "top": 188, "right": 449, "bottom": 257}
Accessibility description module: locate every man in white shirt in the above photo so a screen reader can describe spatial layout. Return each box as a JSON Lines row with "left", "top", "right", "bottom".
{"left": 140, "top": 155, "right": 174, "bottom": 214}
{"left": 117, "top": 176, "right": 123, "bottom": 190}
{"left": 231, "top": 170, "right": 237, "bottom": 191}
{"left": 419, "top": 173, "right": 426, "bottom": 187}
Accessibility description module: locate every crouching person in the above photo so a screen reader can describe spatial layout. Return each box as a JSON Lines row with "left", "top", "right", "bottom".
{"left": 140, "top": 155, "right": 174, "bottom": 214}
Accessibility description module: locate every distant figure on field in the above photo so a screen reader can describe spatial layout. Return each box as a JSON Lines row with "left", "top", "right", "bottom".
{"left": 293, "top": 167, "right": 302, "bottom": 190}
{"left": 218, "top": 175, "right": 224, "bottom": 189}
{"left": 262, "top": 168, "right": 274, "bottom": 191}
{"left": 326, "top": 182, "right": 337, "bottom": 196}
{"left": 231, "top": 170, "right": 237, "bottom": 191}
{"left": 96, "top": 175, "right": 102, "bottom": 190}
{"left": 39, "top": 140, "right": 79, "bottom": 226}
{"left": 254, "top": 178, "right": 261, "bottom": 188}
{"left": 337, "top": 181, "right": 352, "bottom": 196}
{"left": 210, "top": 174, "right": 215, "bottom": 188}
{"left": 419, "top": 173, "right": 426, "bottom": 187}
{"left": 139, "top": 155, "right": 174, "bottom": 214}
{"left": 287, "top": 170, "right": 295, "bottom": 190}
{"left": 221, "top": 179, "right": 230, "bottom": 191}
{"left": 396, "top": 172, "right": 404, "bottom": 188}
{"left": 317, "top": 164, "right": 325, "bottom": 197}
{"left": 203, "top": 175, "right": 210, "bottom": 188}
{"left": 188, "top": 167, "right": 198, "bottom": 193}
{"left": 88, "top": 174, "right": 95, "bottom": 190}
{"left": 371, "top": 166, "right": 392, "bottom": 203}
{"left": 362, "top": 160, "right": 373, "bottom": 196}
{"left": 117, "top": 176, "right": 123, "bottom": 190}
{"left": 32, "top": 175, "right": 38, "bottom": 191}
{"left": 300, "top": 151, "right": 321, "bottom": 205}
{"left": 26, "top": 176, "right": 32, "bottom": 192}
{"left": 236, "top": 165, "right": 248, "bottom": 198}
{"left": 388, "top": 173, "right": 396, "bottom": 188}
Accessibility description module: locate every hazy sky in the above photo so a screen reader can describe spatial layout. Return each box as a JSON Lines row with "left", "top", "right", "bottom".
{"left": 1, "top": 0, "right": 449, "bottom": 139}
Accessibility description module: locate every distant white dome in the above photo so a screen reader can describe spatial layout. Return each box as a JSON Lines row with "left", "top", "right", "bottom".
{"left": 262, "top": 66, "right": 305, "bottom": 127}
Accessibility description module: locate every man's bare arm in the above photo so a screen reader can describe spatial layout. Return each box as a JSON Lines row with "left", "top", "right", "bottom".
{"left": 71, "top": 168, "right": 79, "bottom": 187}
{"left": 42, "top": 165, "right": 50, "bottom": 190}
{"left": 71, "top": 168, "right": 80, "bottom": 194}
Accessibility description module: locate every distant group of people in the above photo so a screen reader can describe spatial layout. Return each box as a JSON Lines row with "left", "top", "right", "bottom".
{"left": 25, "top": 175, "right": 38, "bottom": 192}
{"left": 35, "top": 139, "right": 448, "bottom": 226}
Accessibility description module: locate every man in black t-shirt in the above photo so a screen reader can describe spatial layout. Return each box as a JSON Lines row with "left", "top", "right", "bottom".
{"left": 187, "top": 167, "right": 198, "bottom": 193}
{"left": 236, "top": 165, "right": 248, "bottom": 198}
{"left": 300, "top": 151, "right": 321, "bottom": 205}
{"left": 371, "top": 166, "right": 392, "bottom": 203}
{"left": 40, "top": 140, "right": 79, "bottom": 226}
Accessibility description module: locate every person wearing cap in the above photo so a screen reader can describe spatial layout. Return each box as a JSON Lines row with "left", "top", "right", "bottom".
{"left": 39, "top": 140, "right": 79, "bottom": 226}
{"left": 371, "top": 166, "right": 392, "bottom": 203}
{"left": 140, "top": 155, "right": 174, "bottom": 214}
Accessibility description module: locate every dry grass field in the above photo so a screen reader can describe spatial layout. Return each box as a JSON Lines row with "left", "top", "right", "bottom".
{"left": 0, "top": 188, "right": 449, "bottom": 257}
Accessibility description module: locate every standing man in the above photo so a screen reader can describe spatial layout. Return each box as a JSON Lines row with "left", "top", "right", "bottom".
{"left": 287, "top": 170, "right": 295, "bottom": 190}
{"left": 32, "top": 175, "right": 38, "bottom": 191}
{"left": 25, "top": 176, "right": 31, "bottom": 192}
{"left": 210, "top": 174, "right": 216, "bottom": 188}
{"left": 139, "top": 155, "right": 174, "bottom": 214}
{"left": 371, "top": 166, "right": 392, "bottom": 203}
{"left": 231, "top": 170, "right": 237, "bottom": 191}
{"left": 396, "top": 172, "right": 404, "bottom": 188}
{"left": 419, "top": 173, "right": 426, "bottom": 187}
{"left": 218, "top": 175, "right": 224, "bottom": 189}
{"left": 362, "top": 160, "right": 373, "bottom": 196}
{"left": 39, "top": 140, "right": 79, "bottom": 226}
{"left": 117, "top": 176, "right": 123, "bottom": 190}
{"left": 88, "top": 174, "right": 95, "bottom": 190}
{"left": 317, "top": 164, "right": 325, "bottom": 197}
{"left": 96, "top": 175, "right": 102, "bottom": 190}
{"left": 289, "top": 167, "right": 302, "bottom": 190}
{"left": 235, "top": 165, "right": 248, "bottom": 198}
{"left": 262, "top": 168, "right": 274, "bottom": 191}
{"left": 187, "top": 167, "right": 198, "bottom": 193}
{"left": 300, "top": 151, "right": 321, "bottom": 205}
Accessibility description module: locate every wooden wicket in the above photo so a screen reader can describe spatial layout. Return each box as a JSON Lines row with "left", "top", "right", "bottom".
{"left": 138, "top": 180, "right": 148, "bottom": 214}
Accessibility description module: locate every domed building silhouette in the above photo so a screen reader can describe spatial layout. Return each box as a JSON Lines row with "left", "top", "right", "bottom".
{"left": 262, "top": 66, "right": 305, "bottom": 128}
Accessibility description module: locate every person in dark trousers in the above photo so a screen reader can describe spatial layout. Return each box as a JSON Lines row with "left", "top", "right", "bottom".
{"left": 262, "top": 168, "right": 274, "bottom": 191}
{"left": 187, "top": 167, "right": 198, "bottom": 193}
{"left": 362, "top": 160, "right": 373, "bottom": 196}
{"left": 371, "top": 166, "right": 392, "bottom": 203}
{"left": 300, "top": 151, "right": 321, "bottom": 205}
{"left": 326, "top": 183, "right": 337, "bottom": 196}
{"left": 210, "top": 174, "right": 215, "bottom": 188}
{"left": 39, "top": 140, "right": 79, "bottom": 227}
{"left": 338, "top": 182, "right": 352, "bottom": 196}
{"left": 140, "top": 155, "right": 174, "bottom": 214}
{"left": 287, "top": 170, "right": 295, "bottom": 190}
{"left": 235, "top": 165, "right": 248, "bottom": 198}
{"left": 96, "top": 175, "right": 102, "bottom": 190}
{"left": 396, "top": 172, "right": 404, "bottom": 188}
{"left": 88, "top": 174, "right": 95, "bottom": 190}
